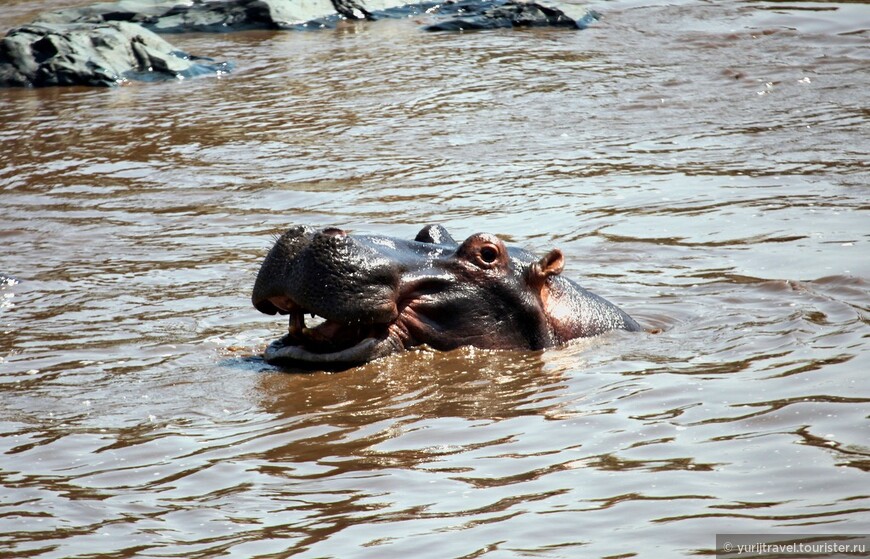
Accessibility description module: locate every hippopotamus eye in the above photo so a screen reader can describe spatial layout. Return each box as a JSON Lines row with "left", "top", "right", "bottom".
{"left": 478, "top": 244, "right": 500, "bottom": 265}
{"left": 457, "top": 233, "right": 507, "bottom": 269}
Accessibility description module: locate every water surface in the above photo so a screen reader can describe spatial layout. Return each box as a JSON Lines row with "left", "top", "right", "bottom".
{"left": 1, "top": 1, "right": 868, "bottom": 557}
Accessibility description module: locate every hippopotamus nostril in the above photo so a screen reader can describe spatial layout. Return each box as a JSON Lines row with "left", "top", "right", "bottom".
{"left": 321, "top": 227, "right": 347, "bottom": 237}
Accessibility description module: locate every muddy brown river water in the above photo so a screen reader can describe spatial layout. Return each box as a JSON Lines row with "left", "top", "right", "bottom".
{"left": 1, "top": 1, "right": 869, "bottom": 557}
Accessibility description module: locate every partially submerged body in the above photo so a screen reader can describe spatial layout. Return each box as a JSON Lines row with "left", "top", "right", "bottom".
{"left": 252, "top": 225, "right": 640, "bottom": 369}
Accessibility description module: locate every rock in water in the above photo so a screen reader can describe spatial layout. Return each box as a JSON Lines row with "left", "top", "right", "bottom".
{"left": 423, "top": 0, "right": 599, "bottom": 31}
{"left": 0, "top": 21, "right": 231, "bottom": 87}
{"left": 32, "top": 0, "right": 378, "bottom": 33}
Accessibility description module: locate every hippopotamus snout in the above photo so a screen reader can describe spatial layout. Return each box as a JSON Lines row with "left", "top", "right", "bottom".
{"left": 252, "top": 225, "right": 640, "bottom": 368}
{"left": 252, "top": 226, "right": 400, "bottom": 325}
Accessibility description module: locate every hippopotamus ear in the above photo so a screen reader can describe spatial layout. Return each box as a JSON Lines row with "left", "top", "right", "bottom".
{"left": 415, "top": 224, "right": 457, "bottom": 246}
{"left": 529, "top": 249, "right": 565, "bottom": 286}
{"left": 527, "top": 249, "right": 565, "bottom": 318}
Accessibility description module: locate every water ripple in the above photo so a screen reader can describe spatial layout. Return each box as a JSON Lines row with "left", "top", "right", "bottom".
{"left": 2, "top": 0, "right": 869, "bottom": 556}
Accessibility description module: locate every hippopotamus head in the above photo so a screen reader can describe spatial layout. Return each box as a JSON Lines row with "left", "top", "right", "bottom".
{"left": 252, "top": 225, "right": 640, "bottom": 368}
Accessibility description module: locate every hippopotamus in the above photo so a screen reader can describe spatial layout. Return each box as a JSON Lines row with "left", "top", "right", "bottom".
{"left": 252, "top": 225, "right": 640, "bottom": 368}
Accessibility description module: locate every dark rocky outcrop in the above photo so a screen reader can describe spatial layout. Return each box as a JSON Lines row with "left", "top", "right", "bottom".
{"left": 1, "top": 0, "right": 598, "bottom": 87}
{"left": 33, "top": 0, "right": 359, "bottom": 33}
{"left": 31, "top": 0, "right": 597, "bottom": 33}
{"left": 422, "top": 0, "right": 599, "bottom": 32}
{"left": 0, "top": 21, "right": 231, "bottom": 87}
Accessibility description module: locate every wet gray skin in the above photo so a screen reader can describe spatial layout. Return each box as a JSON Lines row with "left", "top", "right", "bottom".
{"left": 252, "top": 225, "right": 640, "bottom": 368}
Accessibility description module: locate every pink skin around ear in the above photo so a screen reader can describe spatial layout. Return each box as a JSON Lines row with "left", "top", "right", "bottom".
{"left": 538, "top": 249, "right": 564, "bottom": 278}
{"left": 529, "top": 249, "right": 565, "bottom": 290}
{"left": 529, "top": 249, "right": 588, "bottom": 342}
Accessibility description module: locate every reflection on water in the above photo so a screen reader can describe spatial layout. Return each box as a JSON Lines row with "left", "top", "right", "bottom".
{"left": 1, "top": 0, "right": 869, "bottom": 557}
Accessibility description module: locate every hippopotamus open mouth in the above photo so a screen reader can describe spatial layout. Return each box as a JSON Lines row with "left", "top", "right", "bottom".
{"left": 252, "top": 225, "right": 640, "bottom": 368}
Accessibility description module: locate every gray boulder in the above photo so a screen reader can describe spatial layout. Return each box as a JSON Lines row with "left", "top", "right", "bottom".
{"left": 0, "top": 21, "right": 231, "bottom": 87}
{"left": 422, "top": 0, "right": 599, "bottom": 31}
{"left": 33, "top": 0, "right": 399, "bottom": 32}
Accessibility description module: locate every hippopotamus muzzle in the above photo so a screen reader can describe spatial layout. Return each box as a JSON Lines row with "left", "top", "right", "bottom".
{"left": 252, "top": 225, "right": 640, "bottom": 368}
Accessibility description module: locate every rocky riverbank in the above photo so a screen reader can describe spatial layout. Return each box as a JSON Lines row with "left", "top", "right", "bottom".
{"left": 1, "top": 0, "right": 598, "bottom": 87}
